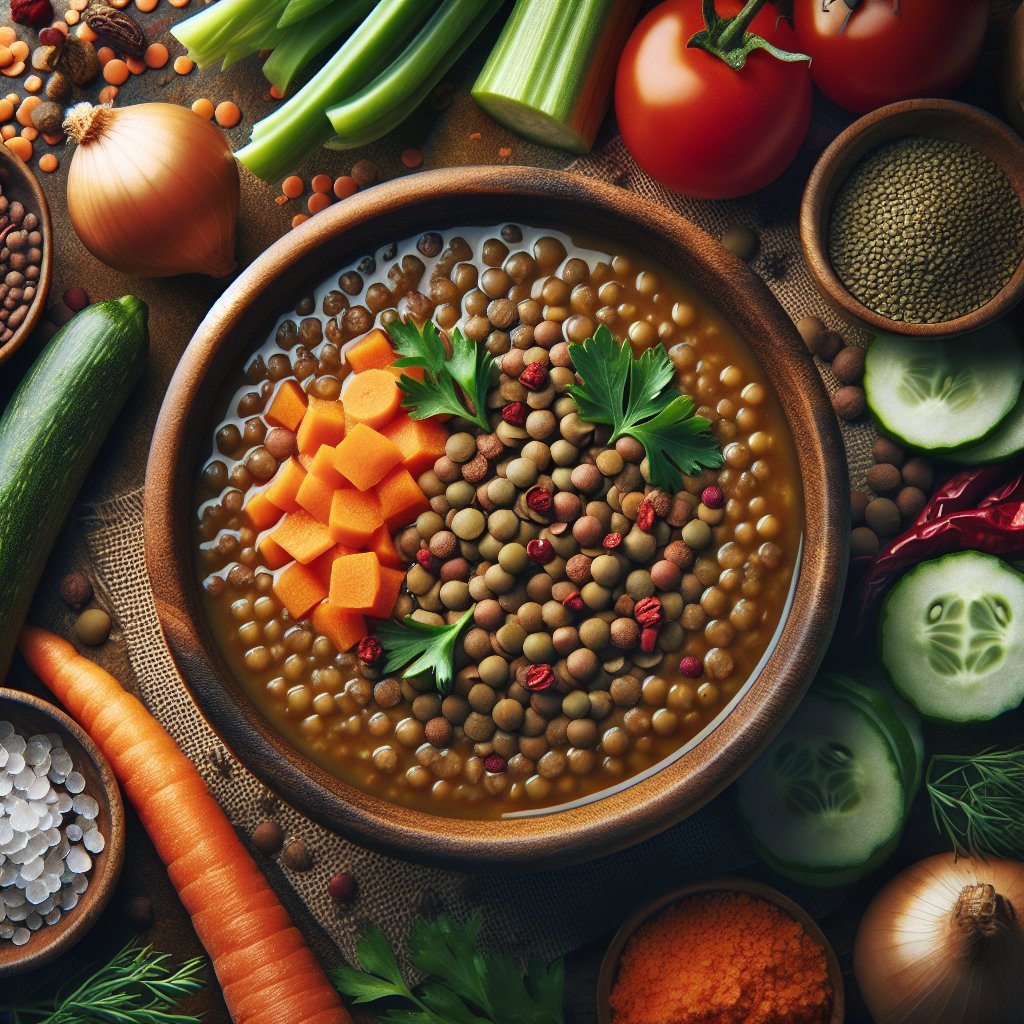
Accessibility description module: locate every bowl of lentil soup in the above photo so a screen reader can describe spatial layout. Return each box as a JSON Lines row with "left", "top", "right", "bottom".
{"left": 801, "top": 98, "right": 1024, "bottom": 338}
{"left": 145, "top": 167, "right": 847, "bottom": 870}
{"left": 596, "top": 877, "right": 844, "bottom": 1024}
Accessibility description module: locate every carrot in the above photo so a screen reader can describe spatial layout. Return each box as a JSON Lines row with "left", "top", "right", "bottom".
{"left": 333, "top": 423, "right": 402, "bottom": 491}
{"left": 265, "top": 379, "right": 308, "bottom": 432}
{"left": 368, "top": 524, "right": 404, "bottom": 570}
{"left": 345, "top": 328, "right": 395, "bottom": 373}
{"left": 342, "top": 369, "right": 401, "bottom": 429}
{"left": 380, "top": 413, "right": 448, "bottom": 476}
{"left": 366, "top": 566, "right": 406, "bottom": 619}
{"left": 328, "top": 552, "right": 381, "bottom": 612}
{"left": 264, "top": 456, "right": 306, "bottom": 513}
{"left": 269, "top": 510, "right": 334, "bottom": 564}
{"left": 17, "top": 627, "right": 352, "bottom": 1024}
{"left": 275, "top": 561, "right": 327, "bottom": 618}
{"left": 310, "top": 543, "right": 355, "bottom": 588}
{"left": 296, "top": 397, "right": 346, "bottom": 455}
{"left": 376, "top": 466, "right": 430, "bottom": 528}
{"left": 308, "top": 443, "right": 346, "bottom": 487}
{"left": 243, "top": 491, "right": 283, "bottom": 532}
{"left": 328, "top": 488, "right": 382, "bottom": 546}
{"left": 311, "top": 603, "right": 366, "bottom": 652}
{"left": 257, "top": 533, "right": 291, "bottom": 570}
{"left": 294, "top": 471, "right": 336, "bottom": 524}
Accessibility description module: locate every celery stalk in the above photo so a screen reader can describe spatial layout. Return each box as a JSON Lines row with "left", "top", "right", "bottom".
{"left": 237, "top": 0, "right": 437, "bottom": 181}
{"left": 471, "top": 0, "right": 641, "bottom": 153}
{"left": 171, "top": 0, "right": 289, "bottom": 69}
{"left": 264, "top": 0, "right": 377, "bottom": 92}
{"left": 277, "top": 0, "right": 341, "bottom": 29}
{"left": 325, "top": 0, "right": 501, "bottom": 150}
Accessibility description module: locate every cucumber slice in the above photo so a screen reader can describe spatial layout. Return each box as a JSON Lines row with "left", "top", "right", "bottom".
{"left": 952, "top": 390, "right": 1024, "bottom": 465}
{"left": 736, "top": 690, "right": 905, "bottom": 881}
{"left": 881, "top": 551, "right": 1024, "bottom": 722}
{"left": 864, "top": 322, "right": 1024, "bottom": 452}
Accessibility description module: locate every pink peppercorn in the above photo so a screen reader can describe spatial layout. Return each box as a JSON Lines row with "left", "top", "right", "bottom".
{"left": 502, "top": 402, "right": 527, "bottom": 426}
{"left": 356, "top": 636, "right": 383, "bottom": 665}
{"left": 328, "top": 871, "right": 358, "bottom": 903}
{"left": 526, "top": 538, "right": 555, "bottom": 564}
{"left": 701, "top": 485, "right": 724, "bottom": 509}
{"left": 484, "top": 754, "right": 507, "bottom": 773}
{"left": 518, "top": 362, "right": 549, "bottom": 392}
{"left": 679, "top": 655, "right": 702, "bottom": 678}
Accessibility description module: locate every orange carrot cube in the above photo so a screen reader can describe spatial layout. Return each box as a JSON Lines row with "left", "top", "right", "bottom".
{"left": 296, "top": 396, "right": 346, "bottom": 455}
{"left": 264, "top": 457, "right": 306, "bottom": 513}
{"left": 368, "top": 524, "right": 404, "bottom": 570}
{"left": 269, "top": 510, "right": 334, "bottom": 564}
{"left": 376, "top": 466, "right": 430, "bottom": 529}
{"left": 342, "top": 368, "right": 401, "bottom": 430}
{"left": 345, "top": 327, "right": 395, "bottom": 373}
{"left": 274, "top": 561, "right": 327, "bottom": 619}
{"left": 265, "top": 379, "right": 308, "bottom": 432}
{"left": 309, "top": 444, "right": 345, "bottom": 487}
{"left": 243, "top": 490, "right": 283, "bottom": 532}
{"left": 365, "top": 566, "right": 406, "bottom": 619}
{"left": 328, "top": 552, "right": 382, "bottom": 612}
{"left": 295, "top": 471, "right": 335, "bottom": 524}
{"left": 311, "top": 603, "right": 366, "bottom": 652}
{"left": 311, "top": 543, "right": 357, "bottom": 588}
{"left": 333, "top": 423, "right": 403, "bottom": 492}
{"left": 257, "top": 534, "right": 292, "bottom": 570}
{"left": 380, "top": 412, "right": 448, "bottom": 476}
{"left": 328, "top": 489, "right": 383, "bottom": 546}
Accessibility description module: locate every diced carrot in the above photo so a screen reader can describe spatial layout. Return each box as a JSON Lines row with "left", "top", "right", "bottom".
{"left": 368, "top": 524, "right": 404, "bottom": 570}
{"left": 296, "top": 397, "right": 346, "bottom": 455}
{"left": 294, "top": 471, "right": 335, "bottom": 524}
{"left": 333, "top": 423, "right": 403, "bottom": 492}
{"left": 345, "top": 328, "right": 395, "bottom": 373}
{"left": 388, "top": 364, "right": 426, "bottom": 384}
{"left": 309, "top": 444, "right": 345, "bottom": 487}
{"left": 275, "top": 561, "right": 327, "bottom": 619}
{"left": 243, "top": 490, "right": 283, "bottom": 532}
{"left": 269, "top": 510, "right": 334, "bottom": 564}
{"left": 310, "top": 543, "right": 357, "bottom": 588}
{"left": 311, "top": 603, "right": 366, "bottom": 652}
{"left": 328, "top": 489, "right": 382, "bottom": 546}
{"left": 380, "top": 412, "right": 448, "bottom": 476}
{"left": 342, "top": 369, "right": 401, "bottom": 429}
{"left": 265, "top": 457, "right": 306, "bottom": 513}
{"left": 365, "top": 566, "right": 406, "bottom": 619}
{"left": 376, "top": 466, "right": 430, "bottom": 528}
{"left": 297, "top": 452, "right": 314, "bottom": 471}
{"left": 258, "top": 534, "right": 292, "bottom": 570}
{"left": 265, "top": 379, "right": 308, "bottom": 432}
{"left": 328, "top": 552, "right": 381, "bottom": 612}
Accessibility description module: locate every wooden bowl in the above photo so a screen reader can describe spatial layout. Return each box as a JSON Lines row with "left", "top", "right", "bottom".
{"left": 144, "top": 166, "right": 848, "bottom": 871}
{"left": 800, "top": 98, "right": 1024, "bottom": 337}
{"left": 595, "top": 877, "right": 845, "bottom": 1024}
{"left": 0, "top": 688, "right": 124, "bottom": 977}
{"left": 0, "top": 146, "right": 53, "bottom": 365}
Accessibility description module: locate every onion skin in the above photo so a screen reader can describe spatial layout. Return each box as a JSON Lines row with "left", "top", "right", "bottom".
{"left": 66, "top": 103, "right": 240, "bottom": 278}
{"left": 1002, "top": 5, "right": 1024, "bottom": 136}
{"left": 854, "top": 854, "right": 1024, "bottom": 1024}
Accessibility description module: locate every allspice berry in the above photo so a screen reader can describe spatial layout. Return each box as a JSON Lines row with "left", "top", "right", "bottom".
{"left": 424, "top": 716, "right": 453, "bottom": 747}
{"left": 832, "top": 385, "right": 866, "bottom": 421}
{"left": 871, "top": 437, "right": 905, "bottom": 467}
{"left": 59, "top": 570, "right": 93, "bottom": 609}
{"left": 831, "top": 345, "right": 866, "bottom": 385}
{"left": 851, "top": 490, "right": 870, "bottom": 525}
{"left": 865, "top": 462, "right": 902, "bottom": 495}
{"left": 901, "top": 456, "right": 934, "bottom": 491}
{"left": 30, "top": 101, "right": 63, "bottom": 136}
{"left": 850, "top": 526, "right": 880, "bottom": 557}
{"left": 610, "top": 617, "right": 640, "bottom": 649}
{"left": 896, "top": 485, "right": 928, "bottom": 522}
{"left": 795, "top": 315, "right": 826, "bottom": 352}
{"left": 283, "top": 838, "right": 313, "bottom": 871}
{"left": 252, "top": 819, "right": 284, "bottom": 855}
{"left": 865, "top": 497, "right": 901, "bottom": 537}
{"left": 328, "top": 870, "right": 358, "bottom": 904}
{"left": 816, "top": 330, "right": 845, "bottom": 362}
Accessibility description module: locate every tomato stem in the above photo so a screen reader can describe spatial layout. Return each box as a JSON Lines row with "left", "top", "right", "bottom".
{"left": 690, "top": 0, "right": 810, "bottom": 71}
{"left": 715, "top": 0, "right": 769, "bottom": 50}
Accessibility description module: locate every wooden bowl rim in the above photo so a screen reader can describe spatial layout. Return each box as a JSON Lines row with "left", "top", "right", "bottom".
{"left": 800, "top": 97, "right": 1024, "bottom": 338}
{"left": 0, "top": 147, "right": 53, "bottom": 366}
{"left": 0, "top": 687, "right": 125, "bottom": 977}
{"left": 594, "top": 875, "right": 845, "bottom": 1024}
{"left": 144, "top": 165, "right": 848, "bottom": 871}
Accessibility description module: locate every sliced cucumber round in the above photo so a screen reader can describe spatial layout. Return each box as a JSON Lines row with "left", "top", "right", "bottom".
{"left": 864, "top": 321, "right": 1024, "bottom": 452}
{"left": 881, "top": 551, "right": 1024, "bottom": 722}
{"left": 736, "top": 690, "right": 905, "bottom": 882}
{"left": 951, "top": 390, "right": 1024, "bottom": 465}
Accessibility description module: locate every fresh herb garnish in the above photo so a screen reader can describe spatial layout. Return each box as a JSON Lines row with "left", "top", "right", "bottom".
{"left": 927, "top": 746, "right": 1024, "bottom": 860}
{"left": 388, "top": 319, "right": 493, "bottom": 431}
{"left": 332, "top": 913, "right": 565, "bottom": 1024}
{"left": 7, "top": 941, "right": 205, "bottom": 1024}
{"left": 567, "top": 325, "right": 723, "bottom": 491}
{"left": 375, "top": 605, "right": 475, "bottom": 695}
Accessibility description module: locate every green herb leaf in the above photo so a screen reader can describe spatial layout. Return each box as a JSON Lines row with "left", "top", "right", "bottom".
{"left": 376, "top": 606, "right": 475, "bottom": 695}
{"left": 567, "top": 325, "right": 722, "bottom": 491}
{"left": 389, "top": 319, "right": 493, "bottom": 430}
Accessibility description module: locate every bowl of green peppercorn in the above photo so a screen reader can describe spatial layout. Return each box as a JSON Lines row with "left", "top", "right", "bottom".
{"left": 800, "top": 98, "right": 1024, "bottom": 338}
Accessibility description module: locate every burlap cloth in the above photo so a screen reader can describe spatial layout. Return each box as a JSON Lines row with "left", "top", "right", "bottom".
{"left": 74, "top": 126, "right": 884, "bottom": 970}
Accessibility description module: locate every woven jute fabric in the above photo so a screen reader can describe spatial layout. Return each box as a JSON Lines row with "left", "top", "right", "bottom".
{"left": 81, "top": 135, "right": 871, "bottom": 965}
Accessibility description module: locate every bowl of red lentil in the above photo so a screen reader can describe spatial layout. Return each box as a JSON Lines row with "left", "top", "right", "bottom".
{"left": 0, "top": 144, "right": 52, "bottom": 365}
{"left": 596, "top": 877, "right": 844, "bottom": 1024}
{"left": 144, "top": 166, "right": 848, "bottom": 870}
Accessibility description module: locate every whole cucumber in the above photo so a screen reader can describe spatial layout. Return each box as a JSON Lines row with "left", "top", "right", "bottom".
{"left": 0, "top": 296, "right": 148, "bottom": 678}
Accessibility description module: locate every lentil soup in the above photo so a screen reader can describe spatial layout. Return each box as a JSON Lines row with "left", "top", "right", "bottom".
{"left": 193, "top": 224, "right": 801, "bottom": 819}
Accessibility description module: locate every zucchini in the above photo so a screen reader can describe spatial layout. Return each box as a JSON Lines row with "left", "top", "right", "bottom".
{"left": 0, "top": 296, "right": 148, "bottom": 679}
{"left": 472, "top": 0, "right": 642, "bottom": 153}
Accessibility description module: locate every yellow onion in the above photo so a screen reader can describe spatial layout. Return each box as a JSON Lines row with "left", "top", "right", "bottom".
{"left": 64, "top": 102, "right": 239, "bottom": 278}
{"left": 854, "top": 854, "right": 1024, "bottom": 1024}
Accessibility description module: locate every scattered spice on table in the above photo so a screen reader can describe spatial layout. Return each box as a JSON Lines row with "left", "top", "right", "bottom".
{"left": 608, "top": 890, "right": 833, "bottom": 1024}
{"left": 829, "top": 136, "right": 1024, "bottom": 324}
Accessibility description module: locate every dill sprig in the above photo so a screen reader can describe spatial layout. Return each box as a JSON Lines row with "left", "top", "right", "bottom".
{"left": 8, "top": 941, "right": 206, "bottom": 1024}
{"left": 927, "top": 746, "right": 1024, "bottom": 860}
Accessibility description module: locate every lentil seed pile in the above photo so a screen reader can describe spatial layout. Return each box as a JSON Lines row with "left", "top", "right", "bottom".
{"left": 0, "top": 184, "right": 44, "bottom": 347}
{"left": 829, "top": 136, "right": 1024, "bottom": 324}
{"left": 195, "top": 226, "right": 800, "bottom": 817}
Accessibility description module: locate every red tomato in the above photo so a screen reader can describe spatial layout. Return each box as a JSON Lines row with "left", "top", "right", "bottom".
{"left": 614, "top": 0, "right": 812, "bottom": 199}
{"left": 792, "top": 0, "right": 988, "bottom": 113}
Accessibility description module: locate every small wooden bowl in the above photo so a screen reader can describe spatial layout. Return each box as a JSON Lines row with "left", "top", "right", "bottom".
{"left": 800, "top": 98, "right": 1024, "bottom": 337}
{"left": 0, "top": 147, "right": 52, "bottom": 365}
{"left": 596, "top": 877, "right": 845, "bottom": 1024}
{"left": 0, "top": 689, "right": 124, "bottom": 977}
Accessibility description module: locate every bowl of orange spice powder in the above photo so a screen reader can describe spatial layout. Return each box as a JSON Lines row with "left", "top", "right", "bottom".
{"left": 597, "top": 877, "right": 844, "bottom": 1024}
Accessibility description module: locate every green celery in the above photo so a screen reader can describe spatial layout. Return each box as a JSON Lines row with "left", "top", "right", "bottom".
{"left": 171, "top": 0, "right": 289, "bottom": 69}
{"left": 277, "top": 0, "right": 342, "bottom": 28}
{"left": 325, "top": 0, "right": 502, "bottom": 150}
{"left": 264, "top": 0, "right": 378, "bottom": 92}
{"left": 237, "top": 0, "right": 436, "bottom": 181}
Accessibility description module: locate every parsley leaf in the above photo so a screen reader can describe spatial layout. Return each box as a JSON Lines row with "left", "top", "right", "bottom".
{"left": 567, "top": 325, "right": 722, "bottom": 491}
{"left": 388, "top": 319, "right": 493, "bottom": 431}
{"left": 375, "top": 606, "right": 475, "bottom": 696}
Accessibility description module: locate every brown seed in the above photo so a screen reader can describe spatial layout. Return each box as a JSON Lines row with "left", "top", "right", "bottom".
{"left": 328, "top": 871, "right": 358, "bottom": 904}
{"left": 476, "top": 433, "right": 504, "bottom": 460}
{"left": 895, "top": 485, "right": 928, "bottom": 522}
{"left": 59, "top": 570, "right": 93, "bottom": 609}
{"left": 831, "top": 345, "right": 866, "bottom": 384}
{"left": 865, "top": 497, "right": 901, "bottom": 537}
{"left": 429, "top": 530, "right": 458, "bottom": 558}
{"left": 461, "top": 452, "right": 489, "bottom": 483}
{"left": 865, "top": 462, "right": 902, "bottom": 495}
{"left": 663, "top": 540, "right": 695, "bottom": 569}
{"left": 795, "top": 315, "right": 825, "bottom": 353}
{"left": 610, "top": 617, "right": 640, "bottom": 649}
{"left": 565, "top": 553, "right": 593, "bottom": 584}
{"left": 872, "top": 437, "right": 905, "bottom": 467}
{"left": 650, "top": 559, "right": 682, "bottom": 590}
{"left": 264, "top": 427, "right": 297, "bottom": 459}
{"left": 283, "top": 838, "right": 313, "bottom": 871}
{"left": 832, "top": 385, "right": 865, "bottom": 421}
{"left": 901, "top": 456, "right": 933, "bottom": 491}
{"left": 424, "top": 716, "right": 453, "bottom": 747}
{"left": 851, "top": 490, "right": 870, "bottom": 525}
{"left": 666, "top": 492, "right": 694, "bottom": 527}
{"left": 850, "top": 526, "right": 880, "bottom": 558}
{"left": 817, "top": 331, "right": 845, "bottom": 362}
{"left": 572, "top": 515, "right": 604, "bottom": 546}
{"left": 252, "top": 819, "right": 284, "bottom": 854}
{"left": 566, "top": 648, "right": 599, "bottom": 681}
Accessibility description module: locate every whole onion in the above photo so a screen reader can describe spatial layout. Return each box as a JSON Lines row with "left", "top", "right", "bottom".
{"left": 64, "top": 102, "right": 240, "bottom": 278}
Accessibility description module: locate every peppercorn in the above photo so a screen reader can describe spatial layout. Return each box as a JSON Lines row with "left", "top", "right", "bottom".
{"left": 252, "top": 819, "right": 284, "bottom": 854}
{"left": 865, "top": 497, "right": 901, "bottom": 536}
{"left": 872, "top": 437, "right": 905, "bottom": 467}
{"left": 865, "top": 462, "right": 902, "bottom": 495}
{"left": 901, "top": 456, "right": 933, "bottom": 491}
{"left": 831, "top": 345, "right": 865, "bottom": 385}
{"left": 424, "top": 716, "right": 453, "bottom": 747}
{"left": 850, "top": 526, "right": 880, "bottom": 557}
{"left": 282, "top": 838, "right": 313, "bottom": 871}
{"left": 610, "top": 617, "right": 640, "bottom": 649}
{"left": 832, "top": 385, "right": 865, "bottom": 421}
{"left": 59, "top": 570, "right": 93, "bottom": 609}
{"left": 328, "top": 871, "right": 358, "bottom": 904}
{"left": 679, "top": 655, "right": 702, "bottom": 678}
{"left": 357, "top": 636, "right": 383, "bottom": 665}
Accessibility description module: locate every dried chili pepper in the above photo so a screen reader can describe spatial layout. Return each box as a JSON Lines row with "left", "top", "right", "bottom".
{"left": 636, "top": 497, "right": 656, "bottom": 532}
{"left": 524, "top": 664, "right": 555, "bottom": 691}
{"left": 602, "top": 532, "right": 623, "bottom": 550}
{"left": 640, "top": 627, "right": 659, "bottom": 653}
{"left": 501, "top": 401, "right": 526, "bottom": 426}
{"left": 634, "top": 596, "right": 664, "bottom": 627}
{"left": 526, "top": 538, "right": 555, "bottom": 564}
{"left": 356, "top": 636, "right": 383, "bottom": 665}
{"left": 518, "top": 362, "right": 549, "bottom": 392}
{"left": 562, "top": 591, "right": 584, "bottom": 612}
{"left": 525, "top": 486, "right": 552, "bottom": 513}
{"left": 12, "top": 0, "right": 54, "bottom": 27}
{"left": 416, "top": 549, "right": 439, "bottom": 572}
